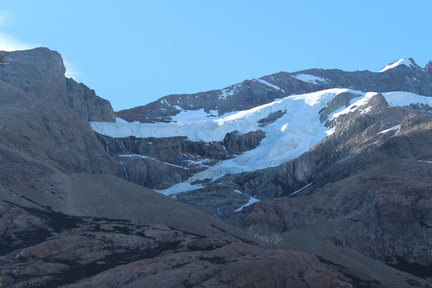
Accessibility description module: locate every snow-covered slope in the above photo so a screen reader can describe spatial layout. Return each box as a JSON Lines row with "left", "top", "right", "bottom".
{"left": 91, "top": 89, "right": 432, "bottom": 197}
{"left": 380, "top": 58, "right": 416, "bottom": 72}
{"left": 92, "top": 88, "right": 350, "bottom": 142}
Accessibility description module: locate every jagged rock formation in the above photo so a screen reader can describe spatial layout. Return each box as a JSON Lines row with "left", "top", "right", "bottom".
{"left": 0, "top": 48, "right": 117, "bottom": 175}
{"left": 97, "top": 130, "right": 266, "bottom": 189}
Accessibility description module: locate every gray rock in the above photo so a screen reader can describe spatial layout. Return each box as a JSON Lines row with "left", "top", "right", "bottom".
{"left": 62, "top": 243, "right": 363, "bottom": 288}
{"left": 0, "top": 48, "right": 119, "bottom": 174}
{"left": 116, "top": 58, "right": 432, "bottom": 123}
{"left": 66, "top": 78, "right": 115, "bottom": 122}
{"left": 96, "top": 130, "right": 265, "bottom": 189}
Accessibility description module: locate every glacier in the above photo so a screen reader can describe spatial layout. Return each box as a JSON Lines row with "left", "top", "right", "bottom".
{"left": 91, "top": 89, "right": 432, "bottom": 199}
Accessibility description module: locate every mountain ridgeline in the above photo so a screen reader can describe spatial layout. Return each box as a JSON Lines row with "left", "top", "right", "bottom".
{"left": 1, "top": 48, "right": 432, "bottom": 287}
{"left": 117, "top": 57, "right": 432, "bottom": 123}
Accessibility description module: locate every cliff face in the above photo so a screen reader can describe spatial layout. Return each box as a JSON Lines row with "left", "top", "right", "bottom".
{"left": 0, "top": 47, "right": 117, "bottom": 174}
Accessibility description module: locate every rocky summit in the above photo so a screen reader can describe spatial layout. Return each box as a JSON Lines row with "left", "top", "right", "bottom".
{"left": 1, "top": 48, "right": 432, "bottom": 288}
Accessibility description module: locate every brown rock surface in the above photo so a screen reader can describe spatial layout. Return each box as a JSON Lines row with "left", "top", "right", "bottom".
{"left": 62, "top": 243, "right": 362, "bottom": 288}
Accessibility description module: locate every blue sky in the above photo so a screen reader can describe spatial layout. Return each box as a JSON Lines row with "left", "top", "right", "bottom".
{"left": 0, "top": 1, "right": 431, "bottom": 111}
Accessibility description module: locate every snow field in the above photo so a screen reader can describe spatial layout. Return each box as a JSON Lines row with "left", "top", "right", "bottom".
{"left": 92, "top": 89, "right": 432, "bottom": 209}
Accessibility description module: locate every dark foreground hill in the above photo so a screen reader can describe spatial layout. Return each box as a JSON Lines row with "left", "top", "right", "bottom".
{"left": 0, "top": 48, "right": 431, "bottom": 287}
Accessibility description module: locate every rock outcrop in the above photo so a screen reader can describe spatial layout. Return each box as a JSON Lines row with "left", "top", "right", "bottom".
{"left": 0, "top": 48, "right": 118, "bottom": 175}
{"left": 237, "top": 108, "right": 432, "bottom": 282}
{"left": 62, "top": 243, "right": 364, "bottom": 288}
{"left": 116, "top": 59, "right": 432, "bottom": 123}
{"left": 96, "top": 130, "right": 266, "bottom": 189}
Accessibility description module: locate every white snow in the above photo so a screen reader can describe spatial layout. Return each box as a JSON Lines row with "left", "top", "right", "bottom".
{"left": 383, "top": 91, "right": 432, "bottom": 107}
{"left": 93, "top": 87, "right": 432, "bottom": 198}
{"left": 331, "top": 91, "right": 432, "bottom": 121}
{"left": 290, "top": 183, "right": 312, "bottom": 196}
{"left": 254, "top": 78, "right": 284, "bottom": 92}
{"left": 332, "top": 92, "right": 374, "bottom": 118}
{"left": 234, "top": 195, "right": 260, "bottom": 212}
{"left": 378, "top": 125, "right": 401, "bottom": 135}
{"left": 292, "top": 74, "right": 328, "bottom": 84}
{"left": 116, "top": 117, "right": 128, "bottom": 124}
{"left": 171, "top": 108, "right": 217, "bottom": 122}
{"left": 183, "top": 157, "right": 212, "bottom": 167}
{"left": 90, "top": 117, "right": 260, "bottom": 142}
{"left": 219, "top": 83, "right": 241, "bottom": 100}
{"left": 418, "top": 160, "right": 432, "bottom": 164}
{"left": 156, "top": 182, "right": 205, "bottom": 195}
{"left": 380, "top": 58, "right": 415, "bottom": 72}
{"left": 159, "top": 88, "right": 351, "bottom": 195}
{"left": 116, "top": 154, "right": 188, "bottom": 169}
{"left": 92, "top": 88, "right": 344, "bottom": 143}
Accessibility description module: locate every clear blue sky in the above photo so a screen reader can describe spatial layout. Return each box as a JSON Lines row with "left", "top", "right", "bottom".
{"left": 0, "top": 1, "right": 431, "bottom": 111}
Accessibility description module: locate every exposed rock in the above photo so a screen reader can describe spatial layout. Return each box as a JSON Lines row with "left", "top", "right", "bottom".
{"left": 174, "top": 185, "right": 251, "bottom": 216}
{"left": 116, "top": 79, "right": 288, "bottom": 123}
{"left": 258, "top": 109, "right": 286, "bottom": 126}
{"left": 0, "top": 206, "right": 234, "bottom": 288}
{"left": 116, "top": 59, "right": 432, "bottom": 123}
{"left": 66, "top": 78, "right": 115, "bottom": 122}
{"left": 0, "top": 47, "right": 119, "bottom": 175}
{"left": 319, "top": 91, "right": 363, "bottom": 123}
{"left": 223, "top": 130, "right": 266, "bottom": 154}
{"left": 95, "top": 130, "right": 265, "bottom": 189}
{"left": 237, "top": 111, "right": 432, "bottom": 281}
{"left": 62, "top": 243, "right": 365, "bottom": 288}
{"left": 116, "top": 155, "right": 192, "bottom": 189}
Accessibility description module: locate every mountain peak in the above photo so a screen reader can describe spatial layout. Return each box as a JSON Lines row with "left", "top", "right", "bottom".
{"left": 379, "top": 58, "right": 419, "bottom": 72}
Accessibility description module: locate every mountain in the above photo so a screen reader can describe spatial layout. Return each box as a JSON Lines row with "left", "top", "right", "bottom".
{"left": 93, "top": 58, "right": 432, "bottom": 286}
{"left": 1, "top": 48, "right": 432, "bottom": 287}
{"left": 116, "top": 57, "right": 432, "bottom": 123}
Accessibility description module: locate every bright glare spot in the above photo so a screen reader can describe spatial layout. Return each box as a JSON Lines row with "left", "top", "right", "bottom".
{"left": 280, "top": 123, "right": 289, "bottom": 132}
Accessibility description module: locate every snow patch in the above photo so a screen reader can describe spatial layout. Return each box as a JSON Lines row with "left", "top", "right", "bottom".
{"left": 290, "top": 183, "right": 312, "bottom": 196}
{"left": 380, "top": 58, "right": 415, "bottom": 72}
{"left": 254, "top": 78, "right": 284, "bottom": 92}
{"left": 116, "top": 154, "right": 188, "bottom": 169}
{"left": 378, "top": 125, "right": 401, "bottom": 135}
{"left": 158, "top": 182, "right": 205, "bottom": 196}
{"left": 171, "top": 108, "right": 217, "bottom": 122}
{"left": 383, "top": 91, "right": 432, "bottom": 107}
{"left": 235, "top": 195, "right": 260, "bottom": 212}
{"left": 292, "top": 74, "right": 328, "bottom": 84}
{"left": 219, "top": 83, "right": 241, "bottom": 100}
{"left": 332, "top": 92, "right": 376, "bottom": 118}
{"left": 116, "top": 117, "right": 128, "bottom": 124}
{"left": 418, "top": 160, "right": 432, "bottom": 164}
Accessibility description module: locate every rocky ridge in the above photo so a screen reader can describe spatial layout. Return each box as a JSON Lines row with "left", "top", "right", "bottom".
{"left": 117, "top": 58, "right": 432, "bottom": 123}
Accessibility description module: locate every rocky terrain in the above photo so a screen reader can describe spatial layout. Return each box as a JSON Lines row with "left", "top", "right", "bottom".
{"left": 116, "top": 58, "right": 432, "bottom": 123}
{"left": 1, "top": 48, "right": 432, "bottom": 287}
